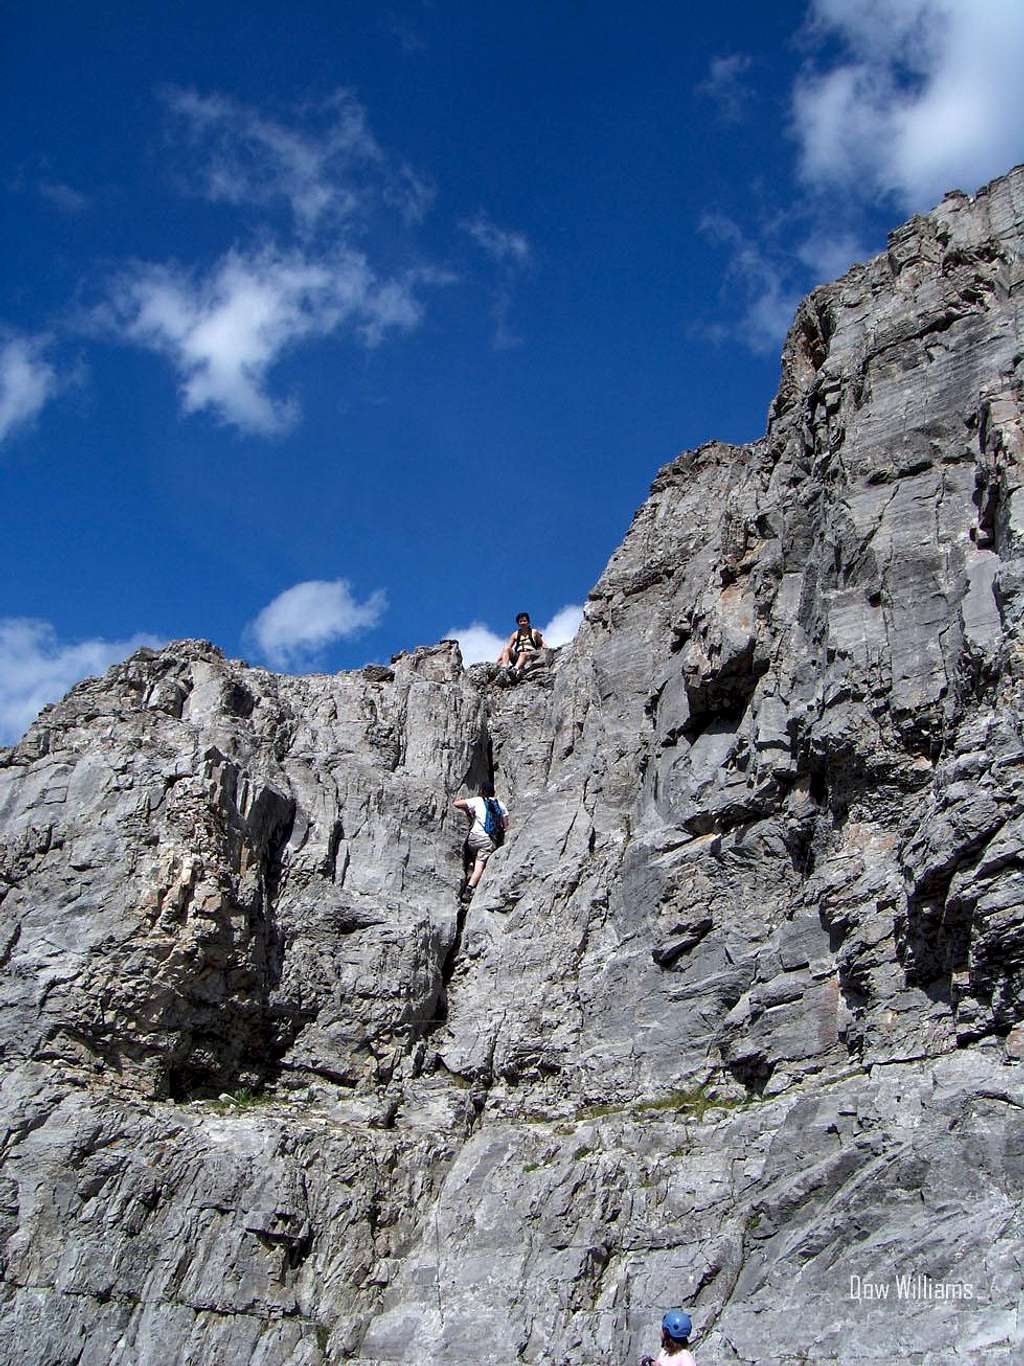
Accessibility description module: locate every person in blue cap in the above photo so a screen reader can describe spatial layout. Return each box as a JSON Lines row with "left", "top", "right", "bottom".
{"left": 640, "top": 1309, "right": 695, "bottom": 1365}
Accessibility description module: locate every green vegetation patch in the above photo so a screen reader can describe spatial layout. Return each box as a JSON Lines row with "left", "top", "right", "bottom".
{"left": 208, "top": 1087, "right": 271, "bottom": 1114}
{"left": 576, "top": 1084, "right": 754, "bottom": 1125}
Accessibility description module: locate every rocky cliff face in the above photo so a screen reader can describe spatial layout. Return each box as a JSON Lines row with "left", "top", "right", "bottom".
{"left": 3, "top": 169, "right": 1024, "bottom": 1365}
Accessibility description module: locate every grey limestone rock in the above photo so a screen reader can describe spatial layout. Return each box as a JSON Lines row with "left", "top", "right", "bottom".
{"left": 5, "top": 167, "right": 1024, "bottom": 1362}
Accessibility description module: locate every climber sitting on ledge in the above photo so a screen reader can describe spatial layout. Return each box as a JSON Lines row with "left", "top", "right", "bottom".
{"left": 454, "top": 781, "right": 508, "bottom": 902}
{"left": 497, "top": 611, "right": 544, "bottom": 680}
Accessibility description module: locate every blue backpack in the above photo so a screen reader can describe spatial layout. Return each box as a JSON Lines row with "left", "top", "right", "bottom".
{"left": 482, "top": 797, "right": 506, "bottom": 846}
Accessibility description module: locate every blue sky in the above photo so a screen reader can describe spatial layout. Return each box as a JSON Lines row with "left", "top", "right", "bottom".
{"left": 3, "top": 0, "right": 1024, "bottom": 741}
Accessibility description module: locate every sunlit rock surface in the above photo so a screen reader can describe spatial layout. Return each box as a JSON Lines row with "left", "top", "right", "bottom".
{"left": 3, "top": 167, "right": 1024, "bottom": 1364}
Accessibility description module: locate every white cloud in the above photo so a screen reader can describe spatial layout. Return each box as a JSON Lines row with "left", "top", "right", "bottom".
{"left": 0, "top": 619, "right": 162, "bottom": 745}
{"left": 543, "top": 604, "right": 584, "bottom": 647}
{"left": 444, "top": 621, "right": 506, "bottom": 666}
{"left": 794, "top": 0, "right": 1024, "bottom": 209}
{"left": 108, "top": 246, "right": 426, "bottom": 434}
{"left": 696, "top": 54, "right": 754, "bottom": 122}
{"left": 247, "top": 579, "right": 387, "bottom": 669}
{"left": 446, "top": 604, "right": 584, "bottom": 666}
{"left": 0, "top": 335, "right": 57, "bottom": 444}
{"left": 698, "top": 214, "right": 802, "bottom": 353}
{"left": 164, "top": 86, "right": 433, "bottom": 231}
{"left": 103, "top": 88, "right": 447, "bottom": 435}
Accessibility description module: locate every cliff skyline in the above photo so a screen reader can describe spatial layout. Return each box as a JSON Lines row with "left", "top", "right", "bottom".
{"left": 6, "top": 2, "right": 1024, "bottom": 745}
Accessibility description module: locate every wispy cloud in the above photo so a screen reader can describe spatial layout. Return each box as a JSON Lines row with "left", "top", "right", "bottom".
{"left": 696, "top": 54, "right": 754, "bottom": 122}
{"left": 794, "top": 0, "right": 1024, "bottom": 210}
{"left": 163, "top": 86, "right": 433, "bottom": 231}
{"left": 106, "top": 246, "right": 430, "bottom": 434}
{"left": 461, "top": 214, "right": 531, "bottom": 267}
{"left": 446, "top": 603, "right": 584, "bottom": 666}
{"left": 697, "top": 214, "right": 803, "bottom": 353}
{"left": 38, "top": 181, "right": 91, "bottom": 214}
{"left": 0, "top": 334, "right": 58, "bottom": 444}
{"left": 0, "top": 618, "right": 162, "bottom": 744}
{"left": 461, "top": 212, "right": 532, "bottom": 349}
{"left": 385, "top": 11, "right": 426, "bottom": 55}
{"left": 796, "top": 228, "right": 869, "bottom": 286}
{"left": 246, "top": 578, "right": 387, "bottom": 669}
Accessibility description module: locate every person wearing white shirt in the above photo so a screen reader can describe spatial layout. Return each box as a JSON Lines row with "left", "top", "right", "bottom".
{"left": 453, "top": 781, "right": 509, "bottom": 901}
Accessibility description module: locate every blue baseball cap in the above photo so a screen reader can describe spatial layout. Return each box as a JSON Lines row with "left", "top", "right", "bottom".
{"left": 663, "top": 1310, "right": 692, "bottom": 1341}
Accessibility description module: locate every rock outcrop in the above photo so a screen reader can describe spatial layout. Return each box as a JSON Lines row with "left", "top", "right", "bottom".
{"left": 3, "top": 168, "right": 1024, "bottom": 1364}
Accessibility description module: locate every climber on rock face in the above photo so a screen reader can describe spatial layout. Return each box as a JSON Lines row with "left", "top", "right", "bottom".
{"left": 640, "top": 1310, "right": 695, "bottom": 1366}
{"left": 453, "top": 780, "right": 508, "bottom": 901}
{"left": 496, "top": 611, "right": 544, "bottom": 680}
